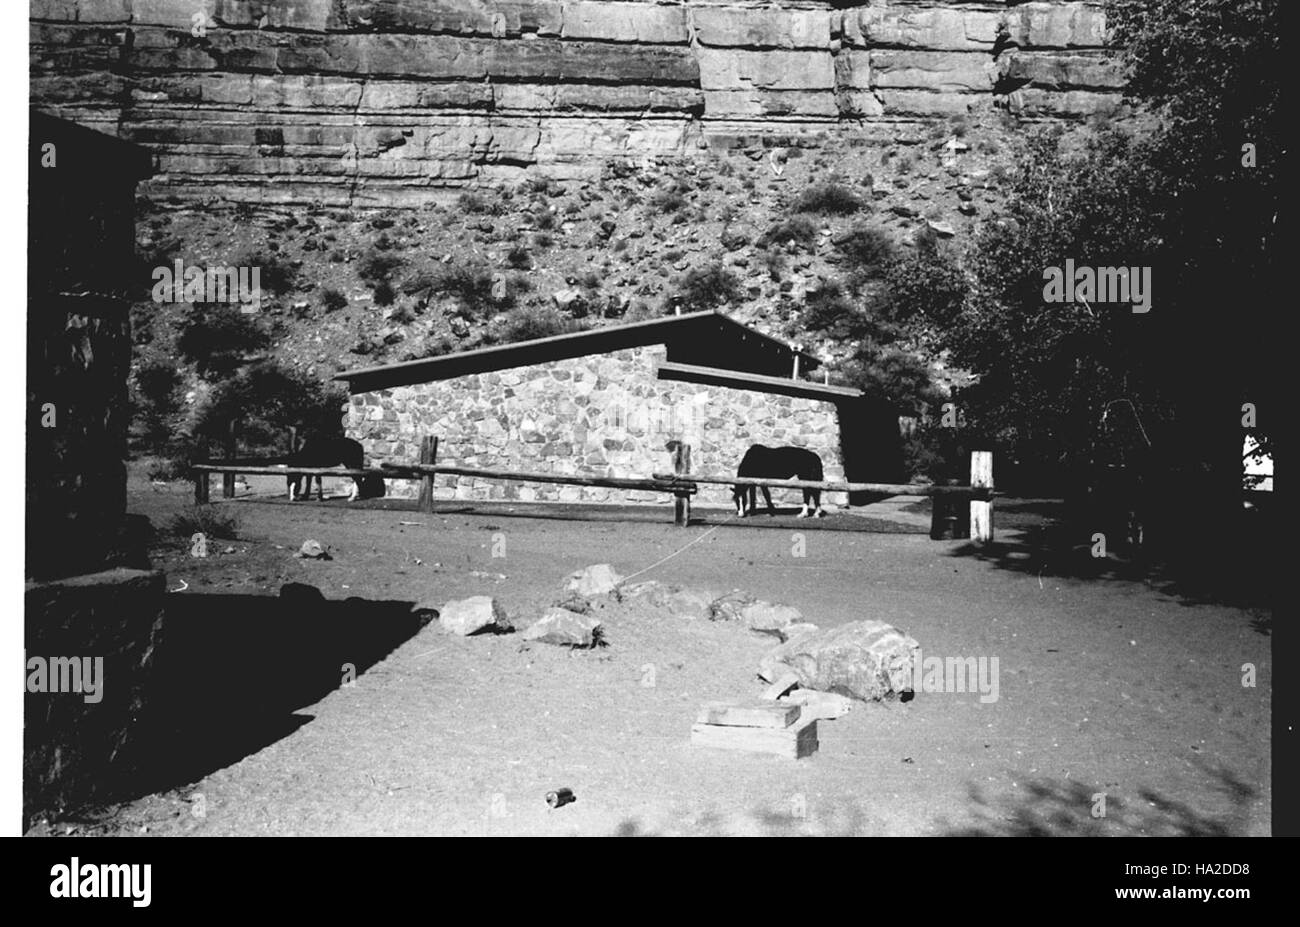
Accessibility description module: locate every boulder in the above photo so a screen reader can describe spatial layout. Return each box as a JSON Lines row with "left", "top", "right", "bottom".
{"left": 552, "top": 288, "right": 584, "bottom": 310}
{"left": 739, "top": 601, "right": 804, "bottom": 632}
{"left": 776, "top": 622, "right": 820, "bottom": 643}
{"left": 620, "top": 581, "right": 715, "bottom": 619}
{"left": 708, "top": 590, "right": 757, "bottom": 622}
{"left": 562, "top": 563, "right": 622, "bottom": 598}
{"left": 522, "top": 607, "right": 603, "bottom": 648}
{"left": 439, "top": 596, "right": 510, "bottom": 636}
{"left": 297, "top": 539, "right": 332, "bottom": 560}
{"left": 758, "top": 620, "right": 920, "bottom": 702}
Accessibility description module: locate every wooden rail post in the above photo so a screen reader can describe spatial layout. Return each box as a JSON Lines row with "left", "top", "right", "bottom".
{"left": 418, "top": 436, "right": 438, "bottom": 514}
{"left": 194, "top": 469, "right": 210, "bottom": 505}
{"left": 672, "top": 441, "right": 692, "bottom": 527}
{"left": 970, "top": 450, "right": 994, "bottom": 543}
{"left": 222, "top": 420, "right": 238, "bottom": 499}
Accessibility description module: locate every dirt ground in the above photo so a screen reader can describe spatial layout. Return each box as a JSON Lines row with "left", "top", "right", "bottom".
{"left": 28, "top": 470, "right": 1272, "bottom": 836}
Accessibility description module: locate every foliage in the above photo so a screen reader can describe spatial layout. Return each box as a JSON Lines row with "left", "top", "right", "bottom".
{"left": 175, "top": 304, "right": 269, "bottom": 378}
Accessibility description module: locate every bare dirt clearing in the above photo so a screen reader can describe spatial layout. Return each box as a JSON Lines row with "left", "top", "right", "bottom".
{"left": 29, "top": 472, "right": 1271, "bottom": 836}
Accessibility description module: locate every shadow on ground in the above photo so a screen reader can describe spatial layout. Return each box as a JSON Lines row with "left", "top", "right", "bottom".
{"left": 611, "top": 762, "right": 1260, "bottom": 836}
{"left": 930, "top": 498, "right": 1276, "bottom": 623}
{"left": 90, "top": 586, "right": 429, "bottom": 816}
{"left": 938, "top": 761, "right": 1260, "bottom": 836}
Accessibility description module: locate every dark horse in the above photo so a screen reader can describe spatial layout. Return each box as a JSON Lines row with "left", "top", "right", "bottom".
{"left": 287, "top": 437, "right": 372, "bottom": 502}
{"left": 733, "top": 445, "right": 826, "bottom": 518}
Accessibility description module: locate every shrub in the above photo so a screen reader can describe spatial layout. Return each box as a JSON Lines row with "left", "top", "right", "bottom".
{"left": 321, "top": 287, "right": 348, "bottom": 311}
{"left": 192, "top": 360, "right": 348, "bottom": 455}
{"left": 675, "top": 265, "right": 742, "bottom": 311}
{"left": 175, "top": 305, "right": 269, "bottom": 378}
{"left": 533, "top": 232, "right": 554, "bottom": 249}
{"left": 793, "top": 183, "right": 863, "bottom": 215}
{"left": 358, "top": 251, "right": 405, "bottom": 283}
{"left": 534, "top": 211, "right": 555, "bottom": 230}
{"left": 498, "top": 306, "right": 587, "bottom": 343}
{"left": 506, "top": 244, "right": 531, "bottom": 269}
{"left": 373, "top": 280, "right": 397, "bottom": 306}
{"left": 436, "top": 262, "right": 496, "bottom": 319}
{"left": 238, "top": 251, "right": 297, "bottom": 295}
{"left": 801, "top": 280, "right": 865, "bottom": 339}
{"left": 458, "top": 191, "right": 496, "bottom": 215}
{"left": 650, "top": 188, "right": 687, "bottom": 214}
{"left": 762, "top": 247, "right": 788, "bottom": 280}
{"left": 837, "top": 225, "right": 896, "bottom": 278}
{"left": 170, "top": 505, "right": 240, "bottom": 540}
{"left": 758, "top": 215, "right": 819, "bottom": 249}
{"left": 146, "top": 456, "right": 190, "bottom": 482}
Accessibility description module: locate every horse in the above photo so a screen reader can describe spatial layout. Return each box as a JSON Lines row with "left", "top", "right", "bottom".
{"left": 733, "top": 445, "right": 826, "bottom": 518}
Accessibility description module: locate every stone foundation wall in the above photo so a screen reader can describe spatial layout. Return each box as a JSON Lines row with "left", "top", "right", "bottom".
{"left": 345, "top": 345, "right": 848, "bottom": 508}
{"left": 30, "top": 1, "right": 1122, "bottom": 205}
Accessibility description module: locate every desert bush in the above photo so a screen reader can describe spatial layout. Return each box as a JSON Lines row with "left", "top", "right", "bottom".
{"left": 497, "top": 306, "right": 587, "bottom": 343}
{"left": 358, "top": 251, "right": 405, "bottom": 283}
{"left": 758, "top": 215, "right": 818, "bottom": 249}
{"left": 506, "top": 244, "right": 531, "bottom": 269}
{"left": 237, "top": 251, "right": 297, "bottom": 295}
{"left": 373, "top": 280, "right": 397, "bottom": 306}
{"left": 675, "top": 265, "right": 741, "bottom": 311}
{"left": 192, "top": 360, "right": 347, "bottom": 455}
{"left": 175, "top": 304, "right": 269, "bottom": 378}
{"left": 793, "top": 183, "right": 863, "bottom": 215}
{"left": 762, "top": 247, "right": 788, "bottom": 280}
{"left": 436, "top": 262, "right": 496, "bottom": 319}
{"left": 321, "top": 287, "right": 348, "bottom": 311}
{"left": 650, "top": 188, "right": 688, "bottom": 214}
{"left": 170, "top": 505, "right": 240, "bottom": 540}
{"left": 837, "top": 225, "right": 896, "bottom": 278}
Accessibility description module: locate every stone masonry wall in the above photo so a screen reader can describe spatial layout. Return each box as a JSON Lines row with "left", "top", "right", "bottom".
{"left": 345, "top": 344, "right": 847, "bottom": 508}
{"left": 30, "top": 1, "right": 1122, "bottom": 205}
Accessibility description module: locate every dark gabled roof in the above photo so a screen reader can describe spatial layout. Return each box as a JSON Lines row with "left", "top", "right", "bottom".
{"left": 335, "top": 310, "right": 821, "bottom": 393}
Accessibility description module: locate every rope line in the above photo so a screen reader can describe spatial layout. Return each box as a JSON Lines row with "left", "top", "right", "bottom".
{"left": 619, "top": 512, "right": 737, "bottom": 585}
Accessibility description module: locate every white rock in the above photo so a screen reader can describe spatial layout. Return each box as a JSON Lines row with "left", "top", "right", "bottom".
{"left": 562, "top": 563, "right": 622, "bottom": 597}
{"left": 439, "top": 596, "right": 509, "bottom": 636}
{"left": 522, "top": 608, "right": 602, "bottom": 647}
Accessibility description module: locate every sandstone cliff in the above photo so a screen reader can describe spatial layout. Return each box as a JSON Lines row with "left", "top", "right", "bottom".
{"left": 31, "top": 1, "right": 1122, "bottom": 205}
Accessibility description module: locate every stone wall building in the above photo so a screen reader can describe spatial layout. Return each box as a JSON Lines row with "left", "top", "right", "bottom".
{"left": 338, "top": 310, "right": 899, "bottom": 509}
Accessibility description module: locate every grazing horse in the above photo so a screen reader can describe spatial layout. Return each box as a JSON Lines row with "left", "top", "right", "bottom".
{"left": 733, "top": 445, "right": 826, "bottom": 518}
{"left": 287, "top": 437, "right": 366, "bottom": 502}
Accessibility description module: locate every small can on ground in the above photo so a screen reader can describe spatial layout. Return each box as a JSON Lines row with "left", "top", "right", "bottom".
{"left": 545, "top": 788, "right": 576, "bottom": 809}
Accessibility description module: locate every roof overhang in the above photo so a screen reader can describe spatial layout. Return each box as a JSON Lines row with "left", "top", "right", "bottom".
{"left": 656, "top": 361, "right": 863, "bottom": 402}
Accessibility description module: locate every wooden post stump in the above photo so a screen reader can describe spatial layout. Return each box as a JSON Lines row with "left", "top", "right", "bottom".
{"left": 222, "top": 421, "right": 237, "bottom": 499}
{"left": 672, "top": 441, "right": 692, "bottom": 527}
{"left": 970, "top": 450, "right": 994, "bottom": 543}
{"left": 418, "top": 436, "right": 438, "bottom": 514}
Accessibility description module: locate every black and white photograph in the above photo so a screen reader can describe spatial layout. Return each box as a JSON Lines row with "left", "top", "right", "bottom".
{"left": 12, "top": 0, "right": 1285, "bottom": 861}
